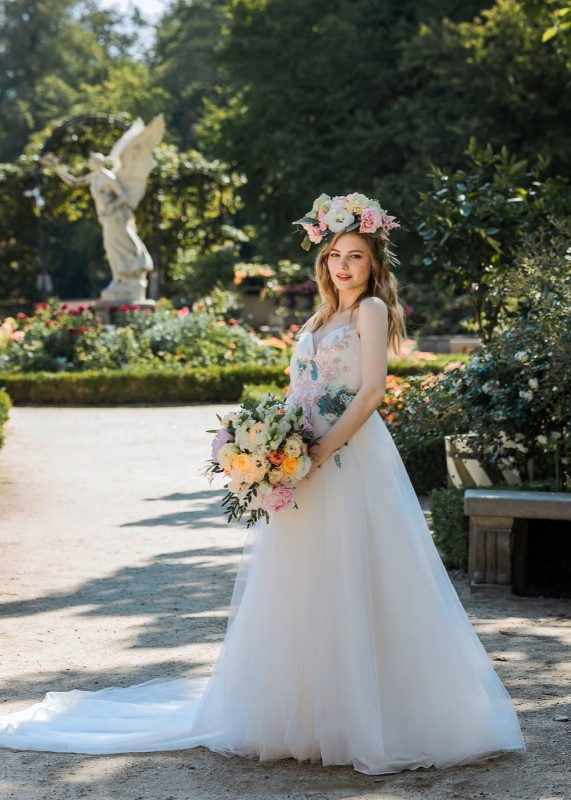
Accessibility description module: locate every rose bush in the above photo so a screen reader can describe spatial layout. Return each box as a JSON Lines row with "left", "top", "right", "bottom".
{"left": 392, "top": 229, "right": 571, "bottom": 489}
{"left": 0, "top": 299, "right": 291, "bottom": 373}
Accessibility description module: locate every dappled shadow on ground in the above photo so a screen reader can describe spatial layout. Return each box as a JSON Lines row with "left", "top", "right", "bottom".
{"left": 121, "top": 488, "right": 233, "bottom": 530}
{"left": 0, "top": 545, "right": 242, "bottom": 650}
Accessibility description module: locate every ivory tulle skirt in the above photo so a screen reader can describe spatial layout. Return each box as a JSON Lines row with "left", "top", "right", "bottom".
{"left": 0, "top": 412, "right": 525, "bottom": 774}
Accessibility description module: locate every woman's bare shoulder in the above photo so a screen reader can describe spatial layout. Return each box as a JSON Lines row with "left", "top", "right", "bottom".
{"left": 355, "top": 297, "right": 387, "bottom": 334}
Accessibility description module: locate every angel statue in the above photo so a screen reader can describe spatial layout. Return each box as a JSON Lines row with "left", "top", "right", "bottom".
{"left": 41, "top": 114, "right": 165, "bottom": 304}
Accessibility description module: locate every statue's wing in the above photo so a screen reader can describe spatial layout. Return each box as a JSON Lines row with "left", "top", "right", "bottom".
{"left": 113, "top": 114, "right": 165, "bottom": 209}
{"left": 108, "top": 118, "right": 146, "bottom": 168}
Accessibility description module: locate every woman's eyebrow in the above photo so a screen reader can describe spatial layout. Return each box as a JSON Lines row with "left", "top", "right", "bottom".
{"left": 330, "top": 248, "right": 365, "bottom": 254}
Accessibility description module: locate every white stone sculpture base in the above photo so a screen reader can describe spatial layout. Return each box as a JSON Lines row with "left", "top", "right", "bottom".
{"left": 99, "top": 276, "right": 151, "bottom": 305}
{"left": 93, "top": 298, "right": 156, "bottom": 323}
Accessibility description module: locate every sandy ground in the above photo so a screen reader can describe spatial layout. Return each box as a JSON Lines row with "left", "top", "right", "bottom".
{"left": 0, "top": 406, "right": 569, "bottom": 800}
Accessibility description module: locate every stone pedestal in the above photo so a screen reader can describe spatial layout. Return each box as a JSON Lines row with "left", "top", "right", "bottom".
{"left": 468, "top": 514, "right": 514, "bottom": 589}
{"left": 92, "top": 299, "right": 156, "bottom": 324}
{"left": 464, "top": 489, "right": 571, "bottom": 593}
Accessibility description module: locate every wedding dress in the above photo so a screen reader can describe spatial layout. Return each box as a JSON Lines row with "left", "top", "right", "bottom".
{"left": 0, "top": 322, "right": 525, "bottom": 774}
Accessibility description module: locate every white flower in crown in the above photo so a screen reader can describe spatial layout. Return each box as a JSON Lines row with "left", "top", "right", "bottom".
{"left": 346, "top": 192, "right": 370, "bottom": 215}
{"left": 310, "top": 193, "right": 331, "bottom": 216}
{"left": 323, "top": 202, "right": 355, "bottom": 233}
{"left": 293, "top": 191, "right": 400, "bottom": 250}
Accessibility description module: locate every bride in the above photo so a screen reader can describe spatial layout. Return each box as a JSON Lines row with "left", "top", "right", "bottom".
{"left": 0, "top": 193, "right": 525, "bottom": 775}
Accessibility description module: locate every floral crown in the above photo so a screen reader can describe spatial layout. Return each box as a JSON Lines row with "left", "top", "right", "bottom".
{"left": 292, "top": 192, "right": 400, "bottom": 251}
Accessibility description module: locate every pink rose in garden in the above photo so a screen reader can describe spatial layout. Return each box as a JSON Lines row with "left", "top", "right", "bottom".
{"left": 302, "top": 223, "right": 323, "bottom": 244}
{"left": 211, "top": 427, "right": 234, "bottom": 462}
{"left": 359, "top": 208, "right": 383, "bottom": 234}
{"left": 261, "top": 485, "right": 296, "bottom": 513}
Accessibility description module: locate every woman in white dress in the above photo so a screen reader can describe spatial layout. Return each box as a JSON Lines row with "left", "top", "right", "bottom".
{"left": 0, "top": 193, "right": 525, "bottom": 774}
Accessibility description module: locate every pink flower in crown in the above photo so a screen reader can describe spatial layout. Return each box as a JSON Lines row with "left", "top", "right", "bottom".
{"left": 317, "top": 208, "right": 328, "bottom": 231}
{"left": 378, "top": 213, "right": 400, "bottom": 238}
{"left": 302, "top": 223, "right": 323, "bottom": 244}
{"left": 359, "top": 207, "right": 383, "bottom": 234}
{"left": 211, "top": 427, "right": 234, "bottom": 462}
{"left": 261, "top": 485, "right": 296, "bottom": 513}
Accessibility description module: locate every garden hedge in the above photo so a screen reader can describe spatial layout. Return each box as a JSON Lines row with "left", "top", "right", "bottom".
{"left": 0, "top": 366, "right": 290, "bottom": 405}
{"left": 0, "top": 355, "right": 466, "bottom": 406}
{"left": 0, "top": 388, "right": 12, "bottom": 449}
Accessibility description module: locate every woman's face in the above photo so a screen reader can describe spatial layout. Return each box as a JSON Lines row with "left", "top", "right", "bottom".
{"left": 326, "top": 232, "right": 372, "bottom": 295}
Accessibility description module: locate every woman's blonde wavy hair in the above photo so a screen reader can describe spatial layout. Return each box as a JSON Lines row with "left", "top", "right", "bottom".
{"left": 299, "top": 231, "right": 406, "bottom": 354}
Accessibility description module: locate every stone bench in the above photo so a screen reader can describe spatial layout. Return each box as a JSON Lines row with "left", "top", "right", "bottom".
{"left": 464, "top": 489, "right": 571, "bottom": 592}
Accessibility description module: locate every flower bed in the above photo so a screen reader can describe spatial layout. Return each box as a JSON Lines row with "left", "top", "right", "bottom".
{"left": 0, "top": 300, "right": 291, "bottom": 373}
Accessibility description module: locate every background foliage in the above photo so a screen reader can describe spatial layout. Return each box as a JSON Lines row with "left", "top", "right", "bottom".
{"left": 1, "top": 0, "right": 569, "bottom": 318}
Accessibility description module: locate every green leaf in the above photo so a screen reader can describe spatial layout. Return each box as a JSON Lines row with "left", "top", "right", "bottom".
{"left": 542, "top": 26, "right": 559, "bottom": 43}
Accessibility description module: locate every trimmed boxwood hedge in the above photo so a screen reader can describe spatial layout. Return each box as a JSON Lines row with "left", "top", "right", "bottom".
{"left": 0, "top": 388, "right": 12, "bottom": 449}
{"left": 0, "top": 366, "right": 291, "bottom": 405}
{"left": 0, "top": 355, "right": 466, "bottom": 406}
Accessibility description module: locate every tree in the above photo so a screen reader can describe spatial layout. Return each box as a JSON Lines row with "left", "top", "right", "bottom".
{"left": 0, "top": 0, "right": 157, "bottom": 161}
{"left": 196, "top": 0, "right": 570, "bottom": 268}
{"left": 152, "top": 0, "right": 227, "bottom": 149}
{"left": 416, "top": 138, "right": 571, "bottom": 341}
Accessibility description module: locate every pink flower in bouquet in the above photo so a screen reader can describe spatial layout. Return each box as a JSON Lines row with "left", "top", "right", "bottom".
{"left": 211, "top": 427, "right": 234, "bottom": 462}
{"left": 261, "top": 485, "right": 296, "bottom": 513}
{"left": 359, "top": 208, "right": 383, "bottom": 234}
{"left": 302, "top": 223, "right": 323, "bottom": 244}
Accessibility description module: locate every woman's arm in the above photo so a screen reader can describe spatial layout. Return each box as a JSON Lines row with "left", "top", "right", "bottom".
{"left": 307, "top": 297, "right": 388, "bottom": 475}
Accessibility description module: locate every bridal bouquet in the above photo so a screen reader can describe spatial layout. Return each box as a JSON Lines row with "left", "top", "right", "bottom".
{"left": 206, "top": 395, "right": 314, "bottom": 526}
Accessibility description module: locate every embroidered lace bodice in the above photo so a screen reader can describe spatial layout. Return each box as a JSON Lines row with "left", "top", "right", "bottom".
{"left": 286, "top": 323, "right": 362, "bottom": 437}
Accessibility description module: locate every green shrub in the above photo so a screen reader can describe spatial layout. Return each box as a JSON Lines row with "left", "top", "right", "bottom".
{"left": 240, "top": 382, "right": 288, "bottom": 404}
{"left": 0, "top": 388, "right": 12, "bottom": 449}
{"left": 386, "top": 355, "right": 467, "bottom": 377}
{"left": 430, "top": 486, "right": 469, "bottom": 570}
{"left": 399, "top": 436, "right": 447, "bottom": 495}
{"left": 0, "top": 366, "right": 290, "bottom": 405}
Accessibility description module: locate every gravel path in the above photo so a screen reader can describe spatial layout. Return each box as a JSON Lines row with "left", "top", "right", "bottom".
{"left": 0, "top": 406, "right": 569, "bottom": 800}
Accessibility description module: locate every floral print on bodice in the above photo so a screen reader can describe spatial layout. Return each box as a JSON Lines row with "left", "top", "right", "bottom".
{"left": 286, "top": 323, "right": 362, "bottom": 437}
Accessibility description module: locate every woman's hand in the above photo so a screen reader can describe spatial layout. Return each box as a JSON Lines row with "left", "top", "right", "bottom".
{"left": 306, "top": 442, "right": 329, "bottom": 479}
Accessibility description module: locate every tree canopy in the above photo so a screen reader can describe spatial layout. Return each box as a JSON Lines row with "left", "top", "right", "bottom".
{"left": 0, "top": 0, "right": 569, "bottom": 305}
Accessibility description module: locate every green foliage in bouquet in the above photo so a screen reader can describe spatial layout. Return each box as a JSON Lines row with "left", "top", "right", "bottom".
{"left": 205, "top": 395, "right": 315, "bottom": 527}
